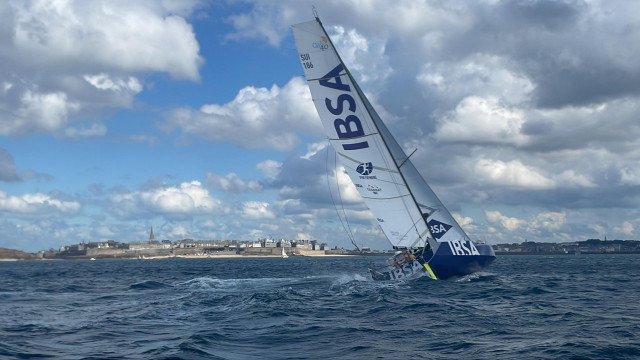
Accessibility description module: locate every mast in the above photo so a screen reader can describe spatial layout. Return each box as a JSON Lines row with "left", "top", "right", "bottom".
{"left": 313, "top": 17, "right": 436, "bottom": 250}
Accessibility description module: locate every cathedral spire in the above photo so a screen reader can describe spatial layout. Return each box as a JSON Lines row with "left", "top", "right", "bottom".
{"left": 149, "top": 226, "right": 155, "bottom": 243}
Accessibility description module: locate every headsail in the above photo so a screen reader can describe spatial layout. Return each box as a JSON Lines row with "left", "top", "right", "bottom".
{"left": 292, "top": 18, "right": 471, "bottom": 254}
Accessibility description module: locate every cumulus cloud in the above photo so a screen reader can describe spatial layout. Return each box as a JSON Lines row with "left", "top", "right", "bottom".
{"left": 9, "top": 0, "right": 202, "bottom": 80}
{"left": 206, "top": 172, "right": 262, "bottom": 193}
{"left": 417, "top": 54, "right": 534, "bottom": 107}
{"left": 614, "top": 221, "right": 635, "bottom": 237}
{"left": 241, "top": 201, "right": 275, "bottom": 219}
{"left": 226, "top": 1, "right": 300, "bottom": 46}
{"left": 257, "top": 160, "right": 282, "bottom": 180}
{"left": 0, "top": 190, "right": 80, "bottom": 216}
{"left": 164, "top": 224, "right": 190, "bottom": 239}
{"left": 433, "top": 96, "right": 529, "bottom": 146}
{"left": 226, "top": 1, "right": 470, "bottom": 46}
{"left": 0, "top": 0, "right": 203, "bottom": 136}
{"left": 0, "top": 90, "right": 80, "bottom": 136}
{"left": 165, "top": 77, "right": 322, "bottom": 151}
{"left": 485, "top": 210, "right": 526, "bottom": 232}
{"left": 474, "top": 158, "right": 554, "bottom": 188}
{"left": 109, "top": 181, "right": 221, "bottom": 218}
{"left": 485, "top": 209, "right": 568, "bottom": 242}
{"left": 530, "top": 211, "right": 567, "bottom": 232}
{"left": 328, "top": 25, "right": 392, "bottom": 86}
{"left": 84, "top": 74, "right": 143, "bottom": 93}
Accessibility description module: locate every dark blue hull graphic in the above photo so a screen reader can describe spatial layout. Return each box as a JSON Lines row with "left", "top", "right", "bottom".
{"left": 369, "top": 244, "right": 495, "bottom": 281}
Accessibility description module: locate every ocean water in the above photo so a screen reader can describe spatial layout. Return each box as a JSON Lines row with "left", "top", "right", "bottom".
{"left": 1, "top": 255, "right": 639, "bottom": 359}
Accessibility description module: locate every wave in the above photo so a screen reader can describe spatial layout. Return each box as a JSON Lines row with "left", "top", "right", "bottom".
{"left": 129, "top": 280, "right": 172, "bottom": 290}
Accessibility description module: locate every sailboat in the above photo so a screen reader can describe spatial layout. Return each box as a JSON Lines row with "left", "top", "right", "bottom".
{"left": 292, "top": 16, "right": 496, "bottom": 280}
{"left": 281, "top": 246, "right": 289, "bottom": 259}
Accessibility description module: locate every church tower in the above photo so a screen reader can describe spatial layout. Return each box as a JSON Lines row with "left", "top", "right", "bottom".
{"left": 149, "top": 226, "right": 155, "bottom": 243}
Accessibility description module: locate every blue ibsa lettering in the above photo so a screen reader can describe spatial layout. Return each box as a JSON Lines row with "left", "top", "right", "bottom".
{"left": 430, "top": 224, "right": 447, "bottom": 234}
{"left": 318, "top": 64, "right": 369, "bottom": 151}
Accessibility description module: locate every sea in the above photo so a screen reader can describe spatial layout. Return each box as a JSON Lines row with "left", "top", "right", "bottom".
{"left": 1, "top": 254, "right": 639, "bottom": 359}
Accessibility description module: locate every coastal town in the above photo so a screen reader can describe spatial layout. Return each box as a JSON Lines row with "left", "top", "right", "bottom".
{"left": 493, "top": 238, "right": 640, "bottom": 255}
{"left": 35, "top": 227, "right": 366, "bottom": 260}
{"left": 1, "top": 226, "right": 640, "bottom": 261}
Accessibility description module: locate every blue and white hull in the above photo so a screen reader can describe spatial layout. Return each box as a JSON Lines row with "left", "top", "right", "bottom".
{"left": 370, "top": 243, "right": 496, "bottom": 281}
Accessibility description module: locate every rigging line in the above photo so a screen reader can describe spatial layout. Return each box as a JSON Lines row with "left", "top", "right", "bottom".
{"left": 398, "top": 148, "right": 417, "bottom": 169}
{"left": 325, "top": 145, "right": 376, "bottom": 268}
{"left": 409, "top": 228, "right": 431, "bottom": 249}
{"left": 325, "top": 146, "right": 353, "bottom": 243}
{"left": 325, "top": 143, "right": 355, "bottom": 244}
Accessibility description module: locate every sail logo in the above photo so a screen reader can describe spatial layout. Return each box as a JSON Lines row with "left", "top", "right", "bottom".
{"left": 312, "top": 36, "right": 329, "bottom": 50}
{"left": 319, "top": 64, "right": 370, "bottom": 151}
{"left": 366, "top": 185, "right": 381, "bottom": 194}
{"left": 427, "top": 219, "right": 452, "bottom": 240}
{"left": 357, "top": 162, "right": 373, "bottom": 175}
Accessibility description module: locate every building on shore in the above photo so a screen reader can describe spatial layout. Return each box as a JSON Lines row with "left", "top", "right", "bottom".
{"left": 492, "top": 239, "right": 640, "bottom": 255}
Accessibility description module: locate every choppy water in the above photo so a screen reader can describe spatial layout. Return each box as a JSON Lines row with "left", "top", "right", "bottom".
{"left": 1, "top": 254, "right": 639, "bottom": 359}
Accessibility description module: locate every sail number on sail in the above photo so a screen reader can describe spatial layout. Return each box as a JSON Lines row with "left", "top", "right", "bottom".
{"left": 300, "top": 53, "right": 314, "bottom": 69}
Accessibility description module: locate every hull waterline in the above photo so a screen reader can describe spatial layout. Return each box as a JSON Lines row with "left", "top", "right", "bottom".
{"left": 370, "top": 244, "right": 496, "bottom": 281}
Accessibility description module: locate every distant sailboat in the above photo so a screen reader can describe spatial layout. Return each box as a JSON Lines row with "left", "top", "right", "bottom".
{"left": 281, "top": 247, "right": 289, "bottom": 259}
{"left": 292, "top": 15, "right": 495, "bottom": 280}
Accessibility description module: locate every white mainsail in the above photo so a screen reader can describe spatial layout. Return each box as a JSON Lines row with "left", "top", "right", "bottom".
{"left": 292, "top": 18, "right": 471, "bottom": 253}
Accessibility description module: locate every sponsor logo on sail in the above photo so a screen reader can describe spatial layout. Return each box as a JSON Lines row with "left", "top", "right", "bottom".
{"left": 366, "top": 185, "right": 381, "bottom": 194}
{"left": 427, "top": 218, "right": 480, "bottom": 256}
{"left": 356, "top": 162, "right": 373, "bottom": 175}
{"left": 318, "top": 64, "right": 369, "bottom": 151}
{"left": 356, "top": 162, "right": 376, "bottom": 179}
{"left": 427, "top": 219, "right": 452, "bottom": 240}
{"left": 312, "top": 36, "right": 329, "bottom": 50}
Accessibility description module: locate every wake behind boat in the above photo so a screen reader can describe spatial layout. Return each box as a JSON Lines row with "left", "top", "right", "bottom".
{"left": 292, "top": 15, "right": 495, "bottom": 280}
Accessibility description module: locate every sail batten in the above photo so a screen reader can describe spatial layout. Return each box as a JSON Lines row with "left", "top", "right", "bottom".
{"left": 361, "top": 194, "right": 411, "bottom": 200}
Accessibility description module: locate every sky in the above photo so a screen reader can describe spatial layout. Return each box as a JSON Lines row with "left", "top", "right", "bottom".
{"left": 2, "top": 0, "right": 640, "bottom": 252}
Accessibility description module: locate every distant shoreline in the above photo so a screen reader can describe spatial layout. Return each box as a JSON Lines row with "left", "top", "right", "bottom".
{"left": 495, "top": 251, "right": 640, "bottom": 255}
{"left": 5, "top": 251, "right": 640, "bottom": 261}
{"left": 0, "top": 253, "right": 358, "bottom": 261}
